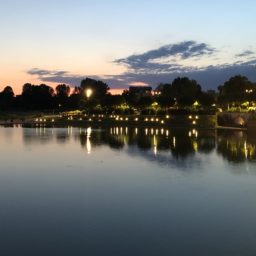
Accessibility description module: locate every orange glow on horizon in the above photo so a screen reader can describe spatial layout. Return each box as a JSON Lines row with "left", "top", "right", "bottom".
{"left": 109, "top": 88, "right": 124, "bottom": 95}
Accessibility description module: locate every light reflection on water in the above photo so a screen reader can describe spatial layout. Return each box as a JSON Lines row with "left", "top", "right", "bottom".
{"left": 1, "top": 126, "right": 256, "bottom": 256}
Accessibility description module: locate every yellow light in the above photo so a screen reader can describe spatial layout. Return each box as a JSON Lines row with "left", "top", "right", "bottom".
{"left": 192, "top": 121, "right": 196, "bottom": 125}
{"left": 161, "top": 120, "right": 164, "bottom": 124}
{"left": 173, "top": 137, "right": 176, "bottom": 148}
{"left": 86, "top": 89, "right": 92, "bottom": 98}
{"left": 189, "top": 115, "right": 192, "bottom": 119}
{"left": 86, "top": 128, "right": 92, "bottom": 154}
{"left": 51, "top": 119, "right": 55, "bottom": 122}
{"left": 135, "top": 118, "right": 138, "bottom": 121}
{"left": 151, "top": 118, "right": 154, "bottom": 121}
{"left": 166, "top": 115, "right": 170, "bottom": 119}
{"left": 195, "top": 116, "right": 199, "bottom": 119}
{"left": 193, "top": 141, "right": 198, "bottom": 152}
{"left": 145, "top": 118, "right": 148, "bottom": 121}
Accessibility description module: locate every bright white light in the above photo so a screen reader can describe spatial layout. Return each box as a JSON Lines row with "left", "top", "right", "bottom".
{"left": 86, "top": 89, "right": 92, "bottom": 98}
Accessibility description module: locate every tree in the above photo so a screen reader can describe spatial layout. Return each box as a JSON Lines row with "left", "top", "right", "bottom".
{"left": 0, "top": 86, "right": 15, "bottom": 109}
{"left": 55, "top": 84, "right": 70, "bottom": 109}
{"left": 218, "top": 75, "right": 255, "bottom": 104}
{"left": 21, "top": 83, "right": 55, "bottom": 109}
{"left": 171, "top": 77, "right": 201, "bottom": 106}
{"left": 80, "top": 78, "right": 109, "bottom": 104}
{"left": 198, "top": 91, "right": 215, "bottom": 107}
{"left": 56, "top": 84, "right": 70, "bottom": 98}
{"left": 68, "top": 87, "right": 81, "bottom": 109}
{"left": 155, "top": 83, "right": 175, "bottom": 108}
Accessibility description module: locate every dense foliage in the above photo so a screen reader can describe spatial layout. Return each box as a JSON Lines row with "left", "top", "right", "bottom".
{"left": 0, "top": 75, "right": 255, "bottom": 112}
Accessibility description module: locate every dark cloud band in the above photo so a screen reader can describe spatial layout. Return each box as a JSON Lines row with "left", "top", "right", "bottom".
{"left": 27, "top": 41, "right": 256, "bottom": 91}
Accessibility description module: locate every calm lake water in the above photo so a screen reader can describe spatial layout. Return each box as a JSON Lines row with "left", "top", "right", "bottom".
{"left": 1, "top": 125, "right": 256, "bottom": 256}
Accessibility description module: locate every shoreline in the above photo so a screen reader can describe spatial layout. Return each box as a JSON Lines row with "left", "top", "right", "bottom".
{"left": 0, "top": 119, "right": 248, "bottom": 131}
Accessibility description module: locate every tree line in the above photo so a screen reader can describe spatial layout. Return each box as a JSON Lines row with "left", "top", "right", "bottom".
{"left": 0, "top": 75, "right": 255, "bottom": 112}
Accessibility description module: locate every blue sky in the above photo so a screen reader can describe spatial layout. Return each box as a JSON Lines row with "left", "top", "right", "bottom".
{"left": 0, "top": 0, "right": 255, "bottom": 93}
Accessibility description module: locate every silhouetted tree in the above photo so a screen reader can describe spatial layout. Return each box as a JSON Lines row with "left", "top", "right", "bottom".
{"left": 21, "top": 83, "right": 55, "bottom": 109}
{"left": 55, "top": 84, "right": 70, "bottom": 109}
{"left": 80, "top": 78, "right": 110, "bottom": 103}
{"left": 67, "top": 87, "right": 81, "bottom": 109}
{"left": 198, "top": 91, "right": 215, "bottom": 106}
{"left": 171, "top": 77, "right": 202, "bottom": 106}
{"left": 0, "top": 86, "right": 15, "bottom": 109}
{"left": 218, "top": 75, "right": 255, "bottom": 104}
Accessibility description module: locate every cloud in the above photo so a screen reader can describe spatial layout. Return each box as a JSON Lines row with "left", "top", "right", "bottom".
{"left": 27, "top": 68, "right": 97, "bottom": 86}
{"left": 114, "top": 41, "right": 215, "bottom": 73}
{"left": 28, "top": 68, "right": 69, "bottom": 77}
{"left": 27, "top": 41, "right": 256, "bottom": 92}
{"left": 100, "top": 64, "right": 255, "bottom": 90}
{"left": 235, "top": 50, "right": 255, "bottom": 58}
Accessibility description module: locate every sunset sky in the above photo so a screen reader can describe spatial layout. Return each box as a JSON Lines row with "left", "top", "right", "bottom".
{"left": 0, "top": 0, "right": 255, "bottom": 94}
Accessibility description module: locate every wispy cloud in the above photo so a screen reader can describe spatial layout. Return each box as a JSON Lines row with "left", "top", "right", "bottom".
{"left": 27, "top": 68, "right": 98, "bottom": 86}
{"left": 235, "top": 50, "right": 255, "bottom": 58}
{"left": 28, "top": 68, "right": 68, "bottom": 77}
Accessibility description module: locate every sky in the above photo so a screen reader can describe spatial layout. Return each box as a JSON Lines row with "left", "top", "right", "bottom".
{"left": 0, "top": 0, "right": 255, "bottom": 94}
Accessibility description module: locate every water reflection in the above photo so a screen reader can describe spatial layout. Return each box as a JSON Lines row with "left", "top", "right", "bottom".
{"left": 217, "top": 130, "right": 256, "bottom": 163}
{"left": 2, "top": 125, "right": 256, "bottom": 256}
{"left": 19, "top": 125, "right": 256, "bottom": 165}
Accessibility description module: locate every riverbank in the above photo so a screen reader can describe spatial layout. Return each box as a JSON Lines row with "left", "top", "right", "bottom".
{"left": 0, "top": 114, "right": 216, "bottom": 128}
{"left": 1, "top": 112, "right": 255, "bottom": 130}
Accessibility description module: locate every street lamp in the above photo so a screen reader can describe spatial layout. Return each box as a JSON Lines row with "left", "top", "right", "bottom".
{"left": 86, "top": 89, "right": 92, "bottom": 99}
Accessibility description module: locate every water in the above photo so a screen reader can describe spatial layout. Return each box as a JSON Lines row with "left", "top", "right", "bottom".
{"left": 0, "top": 126, "right": 256, "bottom": 256}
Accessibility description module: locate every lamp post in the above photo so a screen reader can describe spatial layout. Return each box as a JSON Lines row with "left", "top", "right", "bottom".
{"left": 85, "top": 89, "right": 93, "bottom": 115}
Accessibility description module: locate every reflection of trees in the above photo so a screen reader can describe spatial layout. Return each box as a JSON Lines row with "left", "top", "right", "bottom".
{"left": 198, "top": 137, "right": 216, "bottom": 154}
{"left": 79, "top": 130, "right": 125, "bottom": 150}
{"left": 22, "top": 127, "right": 55, "bottom": 145}
{"left": 21, "top": 126, "right": 256, "bottom": 166}
{"left": 106, "top": 135, "right": 125, "bottom": 149}
{"left": 216, "top": 131, "right": 256, "bottom": 163}
{"left": 170, "top": 131, "right": 195, "bottom": 159}
{"left": 105, "top": 128, "right": 216, "bottom": 161}
{"left": 137, "top": 135, "right": 151, "bottom": 150}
